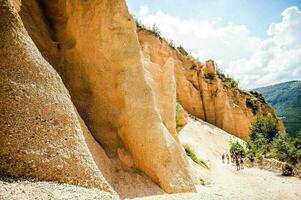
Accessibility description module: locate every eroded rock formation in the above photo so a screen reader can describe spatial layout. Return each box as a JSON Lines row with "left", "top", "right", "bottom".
{"left": 138, "top": 29, "right": 280, "bottom": 139}
{"left": 0, "top": 0, "right": 114, "bottom": 195}
{"left": 1, "top": 0, "right": 195, "bottom": 195}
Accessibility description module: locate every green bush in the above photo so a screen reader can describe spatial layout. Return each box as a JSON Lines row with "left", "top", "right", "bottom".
{"left": 204, "top": 73, "right": 216, "bottom": 80}
{"left": 151, "top": 24, "right": 161, "bottom": 38}
{"left": 246, "top": 135, "right": 269, "bottom": 158}
{"left": 230, "top": 141, "right": 246, "bottom": 158}
{"left": 177, "top": 45, "right": 189, "bottom": 56}
{"left": 249, "top": 113, "right": 279, "bottom": 142}
{"left": 183, "top": 144, "right": 209, "bottom": 169}
{"left": 216, "top": 69, "right": 239, "bottom": 88}
{"left": 246, "top": 113, "right": 279, "bottom": 160}
{"left": 199, "top": 178, "right": 206, "bottom": 186}
{"left": 224, "top": 77, "right": 239, "bottom": 88}
{"left": 249, "top": 90, "right": 266, "bottom": 103}
{"left": 247, "top": 114, "right": 301, "bottom": 164}
{"left": 246, "top": 96, "right": 259, "bottom": 114}
{"left": 216, "top": 69, "right": 226, "bottom": 80}
{"left": 271, "top": 134, "right": 301, "bottom": 164}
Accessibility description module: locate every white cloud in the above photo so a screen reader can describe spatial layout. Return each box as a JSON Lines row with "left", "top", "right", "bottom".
{"left": 136, "top": 6, "right": 301, "bottom": 89}
{"left": 139, "top": 5, "right": 149, "bottom": 15}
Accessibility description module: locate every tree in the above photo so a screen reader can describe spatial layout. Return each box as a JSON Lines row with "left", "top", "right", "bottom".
{"left": 271, "top": 135, "right": 298, "bottom": 164}
{"left": 249, "top": 113, "right": 279, "bottom": 142}
{"left": 295, "top": 130, "right": 301, "bottom": 150}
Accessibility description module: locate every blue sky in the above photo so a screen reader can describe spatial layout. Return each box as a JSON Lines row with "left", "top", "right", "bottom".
{"left": 127, "top": 0, "right": 301, "bottom": 38}
{"left": 126, "top": 0, "right": 301, "bottom": 89}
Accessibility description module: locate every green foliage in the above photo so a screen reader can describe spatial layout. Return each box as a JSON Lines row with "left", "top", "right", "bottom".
{"left": 295, "top": 130, "right": 301, "bottom": 150}
{"left": 247, "top": 114, "right": 301, "bottom": 164}
{"left": 177, "top": 45, "right": 189, "bottom": 56}
{"left": 216, "top": 69, "right": 226, "bottom": 80}
{"left": 246, "top": 135, "right": 269, "bottom": 159}
{"left": 270, "top": 135, "right": 300, "bottom": 163}
{"left": 150, "top": 24, "right": 161, "bottom": 38}
{"left": 183, "top": 144, "right": 209, "bottom": 169}
{"left": 204, "top": 72, "right": 216, "bottom": 80}
{"left": 249, "top": 90, "right": 266, "bottom": 103}
{"left": 255, "top": 81, "right": 301, "bottom": 135}
{"left": 199, "top": 178, "right": 206, "bottom": 186}
{"left": 224, "top": 78, "right": 239, "bottom": 88}
{"left": 245, "top": 90, "right": 267, "bottom": 114}
{"left": 229, "top": 141, "right": 246, "bottom": 158}
{"left": 246, "top": 96, "right": 259, "bottom": 114}
{"left": 216, "top": 69, "right": 239, "bottom": 88}
{"left": 249, "top": 113, "right": 279, "bottom": 142}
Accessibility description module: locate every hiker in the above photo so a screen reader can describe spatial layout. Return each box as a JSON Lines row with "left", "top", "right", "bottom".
{"left": 235, "top": 153, "right": 240, "bottom": 171}
{"left": 231, "top": 153, "right": 234, "bottom": 163}
{"left": 226, "top": 154, "right": 230, "bottom": 164}
{"left": 282, "top": 163, "right": 294, "bottom": 176}
{"left": 240, "top": 155, "right": 244, "bottom": 169}
{"left": 222, "top": 154, "right": 225, "bottom": 163}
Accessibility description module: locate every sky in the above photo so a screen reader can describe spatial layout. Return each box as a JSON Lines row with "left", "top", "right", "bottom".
{"left": 126, "top": 0, "right": 301, "bottom": 89}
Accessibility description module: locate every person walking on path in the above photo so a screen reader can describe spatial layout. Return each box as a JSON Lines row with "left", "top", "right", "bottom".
{"left": 235, "top": 153, "right": 240, "bottom": 171}
{"left": 240, "top": 153, "right": 244, "bottom": 169}
{"left": 222, "top": 154, "right": 225, "bottom": 163}
{"left": 226, "top": 154, "right": 230, "bottom": 164}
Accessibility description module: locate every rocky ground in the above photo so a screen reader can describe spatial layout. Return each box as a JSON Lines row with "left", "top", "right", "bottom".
{"left": 0, "top": 176, "right": 115, "bottom": 200}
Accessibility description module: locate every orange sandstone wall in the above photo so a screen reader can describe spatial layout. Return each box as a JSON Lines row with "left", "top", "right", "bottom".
{"left": 138, "top": 29, "right": 279, "bottom": 139}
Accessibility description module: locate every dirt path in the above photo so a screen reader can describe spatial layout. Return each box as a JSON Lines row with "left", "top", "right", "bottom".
{"left": 132, "top": 118, "right": 301, "bottom": 200}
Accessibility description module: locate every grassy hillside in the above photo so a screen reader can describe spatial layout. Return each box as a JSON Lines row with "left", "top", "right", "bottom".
{"left": 255, "top": 80, "right": 301, "bottom": 136}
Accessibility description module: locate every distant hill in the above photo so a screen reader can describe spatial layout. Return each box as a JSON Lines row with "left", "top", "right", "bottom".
{"left": 255, "top": 81, "right": 301, "bottom": 135}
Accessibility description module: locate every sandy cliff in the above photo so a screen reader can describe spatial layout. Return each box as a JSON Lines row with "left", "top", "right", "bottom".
{"left": 1, "top": 0, "right": 195, "bottom": 195}
{"left": 138, "top": 29, "right": 281, "bottom": 139}
{"left": 0, "top": 0, "right": 114, "bottom": 195}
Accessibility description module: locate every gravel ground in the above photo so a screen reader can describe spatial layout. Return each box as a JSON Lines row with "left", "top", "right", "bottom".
{"left": 0, "top": 177, "right": 115, "bottom": 200}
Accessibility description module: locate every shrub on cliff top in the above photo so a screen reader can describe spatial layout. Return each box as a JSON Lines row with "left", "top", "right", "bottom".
{"left": 204, "top": 72, "right": 216, "bottom": 80}
{"left": 249, "top": 90, "right": 266, "bottom": 103}
{"left": 216, "top": 69, "right": 239, "bottom": 89}
{"left": 135, "top": 18, "right": 197, "bottom": 59}
{"left": 177, "top": 45, "right": 189, "bottom": 56}
{"left": 246, "top": 96, "right": 259, "bottom": 114}
{"left": 245, "top": 90, "right": 267, "bottom": 115}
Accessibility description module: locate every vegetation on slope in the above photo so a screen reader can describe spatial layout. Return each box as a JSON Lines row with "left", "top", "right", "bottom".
{"left": 255, "top": 80, "right": 301, "bottom": 136}
{"left": 135, "top": 18, "right": 198, "bottom": 62}
{"left": 246, "top": 113, "right": 301, "bottom": 164}
{"left": 229, "top": 141, "right": 246, "bottom": 158}
{"left": 216, "top": 69, "right": 239, "bottom": 89}
{"left": 183, "top": 144, "right": 209, "bottom": 169}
